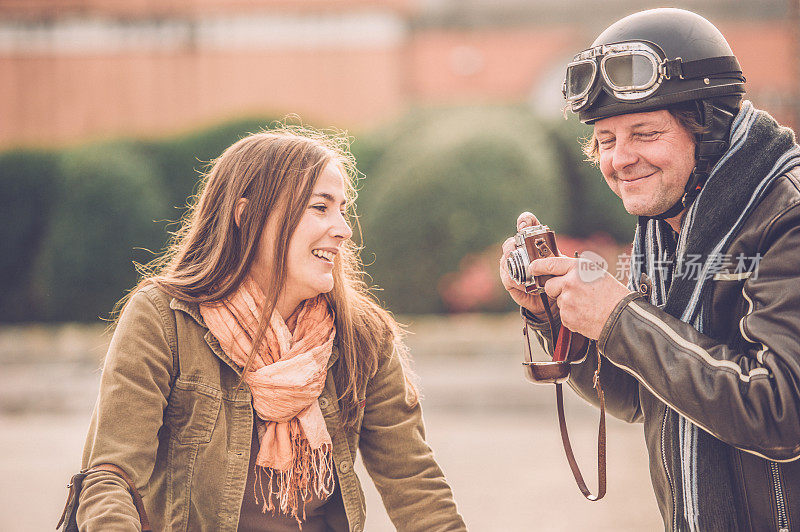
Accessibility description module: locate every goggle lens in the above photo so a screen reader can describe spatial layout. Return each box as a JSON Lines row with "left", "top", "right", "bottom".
{"left": 563, "top": 43, "right": 671, "bottom": 110}
{"left": 565, "top": 61, "right": 597, "bottom": 100}
{"left": 602, "top": 53, "right": 657, "bottom": 91}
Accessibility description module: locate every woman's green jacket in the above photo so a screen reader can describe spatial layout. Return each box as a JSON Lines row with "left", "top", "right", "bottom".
{"left": 77, "top": 284, "right": 467, "bottom": 531}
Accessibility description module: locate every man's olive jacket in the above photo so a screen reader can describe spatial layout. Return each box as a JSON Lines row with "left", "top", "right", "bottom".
{"left": 532, "top": 168, "right": 800, "bottom": 531}
{"left": 77, "top": 285, "right": 466, "bottom": 531}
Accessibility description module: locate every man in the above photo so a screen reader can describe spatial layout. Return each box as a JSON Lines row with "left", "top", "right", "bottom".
{"left": 500, "top": 8, "right": 800, "bottom": 531}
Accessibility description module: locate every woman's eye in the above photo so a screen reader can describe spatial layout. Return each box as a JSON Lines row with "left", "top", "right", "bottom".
{"left": 311, "top": 204, "right": 326, "bottom": 212}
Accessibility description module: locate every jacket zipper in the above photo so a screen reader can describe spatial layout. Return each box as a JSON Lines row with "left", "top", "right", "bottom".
{"left": 769, "top": 461, "right": 789, "bottom": 532}
{"left": 661, "top": 407, "right": 676, "bottom": 532}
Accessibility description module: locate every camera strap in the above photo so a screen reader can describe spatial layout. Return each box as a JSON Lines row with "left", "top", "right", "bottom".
{"left": 537, "top": 295, "right": 607, "bottom": 501}
{"left": 556, "top": 377, "right": 607, "bottom": 501}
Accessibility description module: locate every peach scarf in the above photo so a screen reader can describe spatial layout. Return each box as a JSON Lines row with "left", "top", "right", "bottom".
{"left": 199, "top": 277, "right": 335, "bottom": 521}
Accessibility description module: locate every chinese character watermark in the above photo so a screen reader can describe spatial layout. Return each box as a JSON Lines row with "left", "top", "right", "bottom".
{"left": 579, "top": 251, "right": 763, "bottom": 283}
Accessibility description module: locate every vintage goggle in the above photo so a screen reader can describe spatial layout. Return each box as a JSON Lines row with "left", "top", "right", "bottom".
{"left": 563, "top": 41, "right": 680, "bottom": 112}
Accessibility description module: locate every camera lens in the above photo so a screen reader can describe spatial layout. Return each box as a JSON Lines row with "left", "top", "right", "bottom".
{"left": 507, "top": 249, "right": 529, "bottom": 285}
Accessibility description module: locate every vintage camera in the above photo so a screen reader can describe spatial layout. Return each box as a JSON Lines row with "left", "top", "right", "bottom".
{"left": 506, "top": 224, "right": 560, "bottom": 293}
{"left": 509, "top": 222, "right": 605, "bottom": 501}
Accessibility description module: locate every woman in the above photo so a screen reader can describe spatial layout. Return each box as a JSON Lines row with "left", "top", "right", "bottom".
{"left": 75, "top": 128, "right": 466, "bottom": 531}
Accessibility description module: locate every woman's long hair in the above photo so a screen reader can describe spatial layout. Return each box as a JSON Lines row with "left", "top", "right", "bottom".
{"left": 122, "top": 126, "right": 415, "bottom": 426}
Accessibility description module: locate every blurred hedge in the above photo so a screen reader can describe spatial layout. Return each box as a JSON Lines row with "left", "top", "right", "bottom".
{"left": 136, "top": 119, "right": 272, "bottom": 212}
{"left": 0, "top": 149, "right": 60, "bottom": 321}
{"left": 31, "top": 142, "right": 169, "bottom": 321}
{"left": 355, "top": 106, "right": 633, "bottom": 314}
{"left": 355, "top": 105, "right": 566, "bottom": 313}
{"left": 0, "top": 108, "right": 633, "bottom": 321}
{"left": 0, "top": 119, "right": 277, "bottom": 322}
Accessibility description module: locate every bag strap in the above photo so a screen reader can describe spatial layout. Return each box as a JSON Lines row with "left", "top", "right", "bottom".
{"left": 56, "top": 463, "right": 152, "bottom": 531}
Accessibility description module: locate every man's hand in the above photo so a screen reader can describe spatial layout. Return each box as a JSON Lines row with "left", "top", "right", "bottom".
{"left": 499, "top": 212, "right": 555, "bottom": 319}
{"left": 529, "top": 255, "right": 632, "bottom": 340}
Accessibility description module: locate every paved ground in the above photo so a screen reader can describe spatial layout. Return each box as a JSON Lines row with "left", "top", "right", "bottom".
{"left": 0, "top": 315, "right": 662, "bottom": 531}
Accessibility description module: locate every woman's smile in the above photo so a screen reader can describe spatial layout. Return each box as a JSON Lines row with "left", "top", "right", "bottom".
{"left": 311, "top": 248, "right": 337, "bottom": 263}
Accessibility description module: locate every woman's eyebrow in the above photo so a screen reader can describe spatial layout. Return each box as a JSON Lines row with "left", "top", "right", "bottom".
{"left": 311, "top": 192, "right": 347, "bottom": 206}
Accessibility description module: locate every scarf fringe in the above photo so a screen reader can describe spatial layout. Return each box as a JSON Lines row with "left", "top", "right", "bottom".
{"left": 253, "top": 433, "right": 334, "bottom": 526}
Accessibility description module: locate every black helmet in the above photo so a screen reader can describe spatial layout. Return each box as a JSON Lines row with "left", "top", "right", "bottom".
{"left": 563, "top": 8, "right": 745, "bottom": 124}
{"left": 563, "top": 8, "right": 747, "bottom": 218}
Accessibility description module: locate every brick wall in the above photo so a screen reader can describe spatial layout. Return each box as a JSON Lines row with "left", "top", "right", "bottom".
{"left": 0, "top": 4, "right": 796, "bottom": 147}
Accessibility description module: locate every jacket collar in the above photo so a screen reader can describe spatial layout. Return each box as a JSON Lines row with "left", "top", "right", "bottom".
{"left": 169, "top": 297, "right": 206, "bottom": 327}
{"left": 168, "top": 297, "right": 340, "bottom": 373}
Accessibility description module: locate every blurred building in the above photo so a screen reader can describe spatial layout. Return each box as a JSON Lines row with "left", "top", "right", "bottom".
{"left": 0, "top": 0, "right": 797, "bottom": 147}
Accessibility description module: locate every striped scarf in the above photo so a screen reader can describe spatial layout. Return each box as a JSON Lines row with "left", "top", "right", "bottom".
{"left": 630, "top": 101, "right": 800, "bottom": 530}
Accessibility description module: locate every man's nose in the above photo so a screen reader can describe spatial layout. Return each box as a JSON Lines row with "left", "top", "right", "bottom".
{"left": 611, "top": 138, "right": 639, "bottom": 172}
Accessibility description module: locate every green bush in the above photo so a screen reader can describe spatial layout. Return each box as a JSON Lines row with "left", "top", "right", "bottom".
{"left": 0, "top": 118, "right": 284, "bottom": 322}
{"left": 353, "top": 107, "right": 635, "bottom": 314}
{"left": 31, "top": 142, "right": 170, "bottom": 321}
{"left": 357, "top": 105, "right": 566, "bottom": 313}
{"left": 138, "top": 118, "right": 277, "bottom": 214}
{"left": 0, "top": 149, "right": 60, "bottom": 321}
{"left": 0, "top": 109, "right": 633, "bottom": 321}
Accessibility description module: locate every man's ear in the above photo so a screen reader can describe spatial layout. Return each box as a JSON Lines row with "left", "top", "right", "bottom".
{"left": 234, "top": 198, "right": 248, "bottom": 228}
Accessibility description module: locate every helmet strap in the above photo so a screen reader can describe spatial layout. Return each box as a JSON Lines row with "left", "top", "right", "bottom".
{"left": 648, "top": 99, "right": 737, "bottom": 221}
{"left": 650, "top": 196, "right": 685, "bottom": 221}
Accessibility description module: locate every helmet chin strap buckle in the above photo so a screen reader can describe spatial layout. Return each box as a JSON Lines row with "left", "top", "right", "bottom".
{"left": 681, "top": 173, "right": 706, "bottom": 207}
{"left": 681, "top": 186, "right": 702, "bottom": 208}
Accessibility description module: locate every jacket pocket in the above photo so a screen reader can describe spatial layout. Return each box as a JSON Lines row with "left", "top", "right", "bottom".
{"left": 165, "top": 379, "right": 221, "bottom": 444}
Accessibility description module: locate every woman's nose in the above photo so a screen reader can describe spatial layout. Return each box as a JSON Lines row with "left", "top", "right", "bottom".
{"left": 332, "top": 212, "right": 353, "bottom": 240}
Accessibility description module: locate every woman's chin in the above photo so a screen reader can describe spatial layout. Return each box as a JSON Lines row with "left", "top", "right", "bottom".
{"left": 307, "top": 277, "right": 335, "bottom": 299}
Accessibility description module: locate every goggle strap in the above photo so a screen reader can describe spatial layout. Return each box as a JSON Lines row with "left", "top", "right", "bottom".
{"left": 674, "top": 56, "right": 742, "bottom": 80}
{"left": 661, "top": 59, "right": 684, "bottom": 80}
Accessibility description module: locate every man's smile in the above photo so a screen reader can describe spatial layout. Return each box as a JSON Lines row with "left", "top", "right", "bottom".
{"left": 619, "top": 171, "right": 657, "bottom": 189}
{"left": 620, "top": 171, "right": 656, "bottom": 183}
